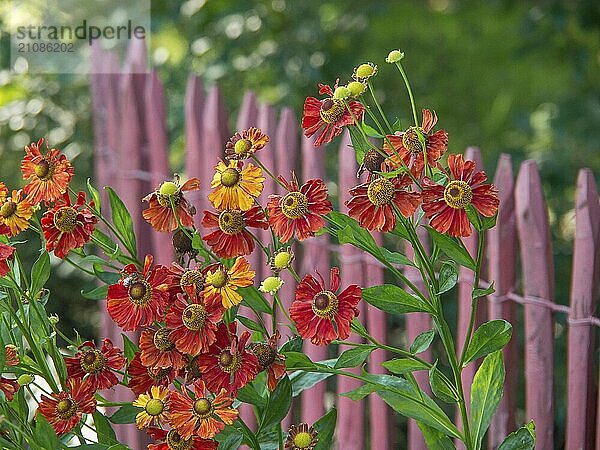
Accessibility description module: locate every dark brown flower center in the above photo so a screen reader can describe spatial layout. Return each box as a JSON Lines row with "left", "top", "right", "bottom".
{"left": 218, "top": 349, "right": 241, "bottom": 373}
{"left": 312, "top": 291, "right": 339, "bottom": 319}
{"left": 402, "top": 127, "right": 425, "bottom": 154}
{"left": 281, "top": 192, "right": 308, "bottom": 219}
{"left": 0, "top": 201, "right": 17, "bottom": 219}
{"left": 172, "top": 229, "right": 194, "bottom": 254}
{"left": 249, "top": 343, "right": 276, "bottom": 368}
{"left": 153, "top": 328, "right": 175, "bottom": 352}
{"left": 366, "top": 178, "right": 395, "bottom": 206}
{"left": 148, "top": 367, "right": 171, "bottom": 381}
{"left": 319, "top": 98, "right": 345, "bottom": 124}
{"left": 52, "top": 206, "right": 78, "bottom": 233}
{"left": 193, "top": 398, "right": 214, "bottom": 418}
{"left": 128, "top": 280, "right": 152, "bottom": 306}
{"left": 56, "top": 398, "right": 77, "bottom": 419}
{"left": 363, "top": 149, "right": 385, "bottom": 173}
{"left": 221, "top": 168, "right": 241, "bottom": 187}
{"left": 180, "top": 269, "right": 204, "bottom": 291}
{"left": 80, "top": 349, "right": 106, "bottom": 374}
{"left": 443, "top": 180, "right": 473, "bottom": 209}
{"left": 182, "top": 304, "right": 207, "bottom": 331}
{"left": 34, "top": 159, "right": 54, "bottom": 180}
{"left": 218, "top": 210, "right": 244, "bottom": 235}
{"left": 166, "top": 429, "right": 194, "bottom": 450}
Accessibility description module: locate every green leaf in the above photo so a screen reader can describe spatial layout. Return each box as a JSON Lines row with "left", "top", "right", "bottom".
{"left": 334, "top": 345, "right": 375, "bottom": 369}
{"left": 417, "top": 422, "right": 457, "bottom": 450}
{"left": 348, "top": 124, "right": 371, "bottom": 164}
{"left": 313, "top": 408, "right": 337, "bottom": 450}
{"left": 497, "top": 421, "right": 536, "bottom": 450}
{"left": 258, "top": 376, "right": 292, "bottom": 434}
{"left": 108, "top": 404, "right": 141, "bottom": 424}
{"left": 87, "top": 178, "right": 102, "bottom": 214}
{"left": 381, "top": 358, "right": 429, "bottom": 375}
{"left": 216, "top": 428, "right": 244, "bottom": 450}
{"left": 391, "top": 117, "right": 403, "bottom": 133}
{"left": 350, "top": 317, "right": 370, "bottom": 339}
{"left": 239, "top": 286, "right": 272, "bottom": 314}
{"left": 93, "top": 411, "right": 118, "bottom": 445}
{"left": 283, "top": 351, "right": 315, "bottom": 370}
{"left": 472, "top": 282, "right": 495, "bottom": 300}
{"left": 380, "top": 247, "right": 415, "bottom": 267}
{"left": 427, "top": 227, "right": 476, "bottom": 270}
{"left": 289, "top": 370, "right": 333, "bottom": 397}
{"left": 279, "top": 336, "right": 302, "bottom": 353}
{"left": 363, "top": 284, "right": 432, "bottom": 315}
{"left": 364, "top": 373, "right": 461, "bottom": 438}
{"left": 237, "top": 384, "right": 267, "bottom": 410}
{"left": 81, "top": 284, "right": 108, "bottom": 300}
{"left": 470, "top": 351, "right": 505, "bottom": 449}
{"left": 237, "top": 316, "right": 267, "bottom": 335}
{"left": 104, "top": 186, "right": 137, "bottom": 259}
{"left": 481, "top": 212, "right": 498, "bottom": 231}
{"left": 341, "top": 383, "right": 376, "bottom": 401}
{"left": 463, "top": 320, "right": 512, "bottom": 366}
{"left": 410, "top": 329, "right": 435, "bottom": 354}
{"left": 362, "top": 123, "right": 384, "bottom": 138}
{"left": 92, "top": 229, "right": 137, "bottom": 266}
{"left": 122, "top": 334, "right": 140, "bottom": 362}
{"left": 438, "top": 262, "right": 458, "bottom": 294}
{"left": 34, "top": 414, "right": 60, "bottom": 449}
{"left": 327, "top": 212, "right": 384, "bottom": 260}
{"left": 429, "top": 362, "right": 458, "bottom": 403}
{"left": 30, "top": 251, "right": 50, "bottom": 297}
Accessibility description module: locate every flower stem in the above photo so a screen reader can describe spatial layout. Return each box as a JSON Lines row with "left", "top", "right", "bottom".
{"left": 394, "top": 61, "right": 419, "bottom": 127}
{"left": 368, "top": 81, "right": 393, "bottom": 132}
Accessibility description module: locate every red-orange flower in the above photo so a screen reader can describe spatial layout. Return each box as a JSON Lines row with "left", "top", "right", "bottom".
{"left": 201, "top": 205, "right": 268, "bottom": 258}
{"left": 248, "top": 330, "right": 286, "bottom": 391}
{"left": 143, "top": 177, "right": 200, "bottom": 233}
{"left": 127, "top": 352, "right": 177, "bottom": 396}
{"left": 302, "top": 82, "right": 364, "bottom": 147}
{"left": 169, "top": 380, "right": 238, "bottom": 440}
{"left": 196, "top": 322, "right": 259, "bottom": 395}
{"left": 225, "top": 127, "right": 269, "bottom": 160}
{"left": 267, "top": 175, "right": 332, "bottom": 243}
{"left": 37, "top": 378, "right": 96, "bottom": 435}
{"left": 64, "top": 339, "right": 125, "bottom": 390}
{"left": 21, "top": 138, "right": 74, "bottom": 204}
{"left": 0, "top": 185, "right": 33, "bottom": 236}
{"left": 346, "top": 175, "right": 421, "bottom": 232}
{"left": 384, "top": 109, "right": 448, "bottom": 178}
{"left": 41, "top": 192, "right": 98, "bottom": 259}
{"left": 147, "top": 427, "right": 218, "bottom": 450}
{"left": 106, "top": 255, "right": 171, "bottom": 331}
{"left": 422, "top": 154, "right": 499, "bottom": 237}
{"left": 165, "top": 286, "right": 223, "bottom": 357}
{"left": 139, "top": 327, "right": 186, "bottom": 370}
{"left": 0, "top": 345, "right": 20, "bottom": 401}
{"left": 167, "top": 262, "right": 205, "bottom": 303}
{"left": 290, "top": 267, "right": 362, "bottom": 346}
{"left": 0, "top": 242, "right": 15, "bottom": 278}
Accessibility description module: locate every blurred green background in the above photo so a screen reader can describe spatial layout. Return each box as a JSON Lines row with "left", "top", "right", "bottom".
{"left": 0, "top": 0, "right": 599, "bottom": 446}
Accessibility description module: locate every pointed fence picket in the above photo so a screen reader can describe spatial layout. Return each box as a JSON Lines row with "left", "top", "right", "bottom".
{"left": 90, "top": 47, "right": 600, "bottom": 450}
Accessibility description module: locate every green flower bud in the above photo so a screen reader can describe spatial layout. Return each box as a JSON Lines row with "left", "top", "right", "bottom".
{"left": 333, "top": 86, "right": 351, "bottom": 100}
{"left": 385, "top": 50, "right": 404, "bottom": 63}
{"left": 17, "top": 374, "right": 34, "bottom": 386}
{"left": 259, "top": 276, "right": 284, "bottom": 295}
{"left": 159, "top": 181, "right": 178, "bottom": 197}
{"left": 347, "top": 81, "right": 367, "bottom": 97}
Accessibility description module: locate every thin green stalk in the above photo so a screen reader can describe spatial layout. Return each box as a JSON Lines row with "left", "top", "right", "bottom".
{"left": 368, "top": 81, "right": 393, "bottom": 131}
{"left": 237, "top": 416, "right": 261, "bottom": 450}
{"left": 251, "top": 155, "right": 287, "bottom": 190}
{"left": 394, "top": 61, "right": 419, "bottom": 127}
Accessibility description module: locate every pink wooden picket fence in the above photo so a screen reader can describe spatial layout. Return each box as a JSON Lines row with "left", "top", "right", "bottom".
{"left": 89, "top": 44, "right": 600, "bottom": 450}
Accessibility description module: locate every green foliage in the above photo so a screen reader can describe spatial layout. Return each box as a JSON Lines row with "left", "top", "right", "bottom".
{"left": 497, "top": 421, "right": 536, "bottom": 450}
{"left": 463, "top": 320, "right": 512, "bottom": 366}
{"left": 362, "top": 284, "right": 433, "bottom": 315}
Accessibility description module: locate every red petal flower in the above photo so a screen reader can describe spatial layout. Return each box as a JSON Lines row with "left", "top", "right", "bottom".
{"left": 147, "top": 427, "right": 218, "bottom": 450}
{"left": 167, "top": 262, "right": 205, "bottom": 303}
{"left": 169, "top": 380, "right": 238, "bottom": 440}
{"left": 383, "top": 109, "right": 448, "bottom": 178}
{"left": 165, "top": 286, "right": 223, "bottom": 357}
{"left": 422, "top": 154, "right": 499, "bottom": 237}
{"left": 106, "top": 255, "right": 171, "bottom": 331}
{"left": 143, "top": 178, "right": 200, "bottom": 233}
{"left": 302, "top": 82, "right": 364, "bottom": 147}
{"left": 21, "top": 138, "right": 74, "bottom": 204}
{"left": 0, "top": 242, "right": 15, "bottom": 278}
{"left": 195, "top": 322, "right": 259, "bottom": 395}
{"left": 201, "top": 205, "right": 268, "bottom": 258}
{"left": 127, "top": 352, "right": 177, "bottom": 396}
{"left": 0, "top": 377, "right": 19, "bottom": 401}
{"left": 41, "top": 192, "right": 98, "bottom": 259}
{"left": 139, "top": 327, "right": 186, "bottom": 370}
{"left": 290, "top": 267, "right": 362, "bottom": 346}
{"left": 267, "top": 175, "right": 332, "bottom": 243}
{"left": 64, "top": 339, "right": 125, "bottom": 390}
{"left": 37, "top": 378, "right": 96, "bottom": 435}
{"left": 346, "top": 175, "right": 421, "bottom": 232}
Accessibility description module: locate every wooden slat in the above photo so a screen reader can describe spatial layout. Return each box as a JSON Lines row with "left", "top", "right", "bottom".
{"left": 336, "top": 131, "right": 365, "bottom": 450}
{"left": 144, "top": 70, "right": 174, "bottom": 264}
{"left": 487, "top": 154, "right": 518, "bottom": 448}
{"left": 566, "top": 169, "right": 600, "bottom": 450}
{"left": 183, "top": 75, "right": 205, "bottom": 227}
{"left": 515, "top": 160, "right": 555, "bottom": 450}
{"left": 300, "top": 134, "right": 329, "bottom": 424}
